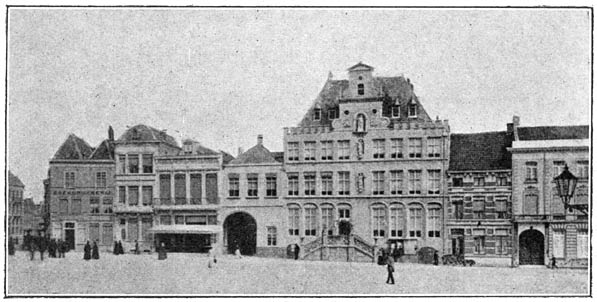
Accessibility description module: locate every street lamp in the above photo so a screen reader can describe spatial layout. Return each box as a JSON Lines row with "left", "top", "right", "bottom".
{"left": 554, "top": 164, "right": 586, "bottom": 215}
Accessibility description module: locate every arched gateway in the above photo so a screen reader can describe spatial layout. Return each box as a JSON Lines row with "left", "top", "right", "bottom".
{"left": 519, "top": 229, "right": 544, "bottom": 265}
{"left": 224, "top": 212, "right": 257, "bottom": 256}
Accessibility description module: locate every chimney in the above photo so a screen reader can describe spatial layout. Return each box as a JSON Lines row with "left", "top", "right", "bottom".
{"left": 257, "top": 134, "right": 263, "bottom": 146}
{"left": 328, "top": 71, "right": 333, "bottom": 81}
{"left": 508, "top": 115, "right": 520, "bottom": 141}
{"left": 237, "top": 147, "right": 244, "bottom": 156}
{"left": 108, "top": 126, "right": 114, "bottom": 141}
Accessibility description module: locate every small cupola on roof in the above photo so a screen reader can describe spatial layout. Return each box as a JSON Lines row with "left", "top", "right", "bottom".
{"left": 347, "top": 62, "right": 375, "bottom": 99}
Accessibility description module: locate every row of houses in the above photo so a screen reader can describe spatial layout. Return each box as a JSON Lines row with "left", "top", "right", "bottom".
{"left": 39, "top": 63, "right": 589, "bottom": 267}
{"left": 8, "top": 171, "right": 44, "bottom": 245}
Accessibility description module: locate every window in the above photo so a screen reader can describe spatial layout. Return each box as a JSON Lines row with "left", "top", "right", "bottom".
{"left": 338, "top": 172, "right": 350, "bottom": 195}
{"left": 523, "top": 189, "right": 539, "bottom": 215}
{"left": 102, "top": 224, "right": 113, "bottom": 245}
{"left": 304, "top": 173, "right": 316, "bottom": 196}
{"left": 287, "top": 142, "right": 299, "bottom": 161}
{"left": 118, "top": 186, "right": 126, "bottom": 204}
{"left": 142, "top": 186, "right": 153, "bottom": 206}
{"left": 288, "top": 206, "right": 300, "bottom": 236}
{"left": 266, "top": 175, "right": 277, "bottom": 197}
{"left": 473, "top": 196, "right": 485, "bottom": 219}
{"left": 357, "top": 83, "right": 364, "bottom": 95}
{"left": 228, "top": 175, "right": 239, "bottom": 197}
{"left": 577, "top": 230, "right": 588, "bottom": 258}
{"left": 390, "top": 139, "right": 403, "bottom": 159}
{"left": 473, "top": 176, "right": 485, "bottom": 187}
{"left": 408, "top": 206, "right": 422, "bottom": 237}
{"left": 304, "top": 205, "right": 317, "bottom": 236}
{"left": 313, "top": 108, "right": 321, "bottom": 121}
{"left": 553, "top": 230, "right": 565, "bottom": 258}
{"left": 102, "top": 197, "right": 113, "bottom": 213}
{"left": 118, "top": 155, "right": 126, "bottom": 174}
{"left": 427, "top": 207, "right": 441, "bottom": 237}
{"left": 65, "top": 172, "right": 75, "bottom": 188}
{"left": 408, "top": 170, "right": 422, "bottom": 194}
{"left": 372, "top": 206, "right": 386, "bottom": 237}
{"left": 96, "top": 172, "right": 107, "bottom": 188}
{"left": 408, "top": 103, "right": 417, "bottom": 117}
{"left": 128, "top": 154, "right": 139, "bottom": 174}
{"left": 328, "top": 109, "right": 338, "bottom": 120}
{"left": 373, "top": 171, "right": 385, "bottom": 195}
{"left": 495, "top": 235, "right": 509, "bottom": 255}
{"left": 174, "top": 215, "right": 184, "bottom": 225}
{"left": 288, "top": 174, "right": 299, "bottom": 196}
{"left": 186, "top": 215, "right": 207, "bottom": 225}
{"left": 160, "top": 215, "right": 171, "bottom": 225}
{"left": 128, "top": 218, "right": 138, "bottom": 241}
{"left": 121, "top": 229, "right": 126, "bottom": 241}
{"left": 90, "top": 197, "right": 100, "bottom": 214}
{"left": 128, "top": 186, "right": 139, "bottom": 206}
{"left": 428, "top": 170, "right": 441, "bottom": 194}
{"left": 392, "top": 106, "right": 400, "bottom": 118}
{"left": 373, "top": 139, "right": 385, "bottom": 159}
{"left": 321, "top": 141, "right": 333, "bottom": 160}
{"left": 495, "top": 196, "right": 508, "bottom": 219}
{"left": 496, "top": 175, "right": 508, "bottom": 186}
{"left": 71, "top": 199, "right": 81, "bottom": 214}
{"left": 338, "top": 140, "right": 350, "bottom": 160}
{"left": 574, "top": 185, "right": 588, "bottom": 206}
{"left": 248, "top": 174, "right": 258, "bottom": 197}
{"left": 389, "top": 205, "right": 405, "bottom": 237}
{"left": 190, "top": 174, "right": 202, "bottom": 204}
{"left": 173, "top": 174, "right": 186, "bottom": 204}
{"left": 474, "top": 236, "right": 485, "bottom": 254}
{"left": 452, "top": 177, "right": 463, "bottom": 187}
{"left": 206, "top": 174, "right": 218, "bottom": 204}
{"left": 321, "top": 173, "right": 333, "bottom": 195}
{"left": 453, "top": 199, "right": 464, "bottom": 219}
{"left": 578, "top": 161, "right": 589, "bottom": 179}
{"left": 338, "top": 207, "right": 351, "bottom": 219}
{"left": 408, "top": 138, "right": 422, "bottom": 158}
{"left": 390, "top": 171, "right": 403, "bottom": 195}
{"left": 267, "top": 227, "right": 277, "bottom": 246}
{"left": 89, "top": 223, "right": 100, "bottom": 243}
{"left": 553, "top": 161, "right": 565, "bottom": 177}
{"left": 304, "top": 142, "right": 316, "bottom": 161}
{"left": 427, "top": 137, "right": 441, "bottom": 157}
{"left": 321, "top": 206, "right": 334, "bottom": 235}
{"left": 525, "top": 162, "right": 537, "bottom": 182}
{"left": 142, "top": 154, "right": 153, "bottom": 173}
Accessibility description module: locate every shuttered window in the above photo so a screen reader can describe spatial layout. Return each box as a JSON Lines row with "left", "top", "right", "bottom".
{"left": 159, "top": 174, "right": 171, "bottom": 204}
{"left": 190, "top": 174, "right": 202, "bottom": 204}
{"left": 206, "top": 173, "right": 218, "bottom": 204}
{"left": 175, "top": 174, "right": 186, "bottom": 204}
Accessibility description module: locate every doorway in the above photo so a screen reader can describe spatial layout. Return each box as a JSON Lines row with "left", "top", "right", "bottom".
{"left": 519, "top": 229, "right": 545, "bottom": 265}
{"left": 224, "top": 212, "right": 257, "bottom": 255}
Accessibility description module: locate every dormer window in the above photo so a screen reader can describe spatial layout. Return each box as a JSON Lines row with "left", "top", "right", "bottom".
{"left": 328, "top": 109, "right": 338, "bottom": 120}
{"left": 408, "top": 104, "right": 417, "bottom": 118}
{"left": 183, "top": 143, "right": 193, "bottom": 154}
{"left": 313, "top": 108, "right": 321, "bottom": 121}
{"left": 357, "top": 84, "right": 365, "bottom": 95}
{"left": 392, "top": 106, "right": 400, "bottom": 118}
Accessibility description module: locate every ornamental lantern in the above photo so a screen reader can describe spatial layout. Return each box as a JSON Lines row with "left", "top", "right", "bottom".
{"left": 554, "top": 164, "right": 582, "bottom": 214}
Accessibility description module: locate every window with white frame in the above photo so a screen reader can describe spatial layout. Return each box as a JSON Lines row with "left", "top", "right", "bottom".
{"left": 390, "top": 170, "right": 403, "bottom": 195}
{"left": 390, "top": 138, "right": 403, "bottom": 158}
{"left": 313, "top": 108, "right": 321, "bottom": 121}
{"left": 553, "top": 161, "right": 565, "bottom": 177}
{"left": 525, "top": 162, "right": 538, "bottom": 182}
{"left": 577, "top": 161, "right": 589, "bottom": 179}
{"left": 321, "top": 206, "right": 334, "bottom": 235}
{"left": 473, "top": 176, "right": 485, "bottom": 187}
{"left": 408, "top": 138, "right": 422, "bottom": 158}
{"left": 373, "top": 139, "right": 385, "bottom": 159}
{"left": 247, "top": 174, "right": 258, "bottom": 197}
{"left": 408, "top": 170, "right": 422, "bottom": 194}
{"left": 428, "top": 170, "right": 441, "bottom": 194}
{"left": 266, "top": 175, "right": 277, "bottom": 197}
{"left": 304, "top": 142, "right": 316, "bottom": 161}
{"left": 338, "top": 172, "right": 350, "bottom": 195}
{"left": 304, "top": 173, "right": 316, "bottom": 196}
{"left": 287, "top": 174, "right": 299, "bottom": 196}
{"left": 288, "top": 206, "right": 300, "bottom": 236}
{"left": 267, "top": 227, "right": 277, "bottom": 246}
{"left": 328, "top": 109, "right": 338, "bottom": 120}
{"left": 427, "top": 137, "right": 441, "bottom": 157}
{"left": 474, "top": 236, "right": 485, "bottom": 254}
{"left": 338, "top": 206, "right": 351, "bottom": 220}
{"left": 142, "top": 154, "right": 153, "bottom": 173}
{"left": 228, "top": 175, "right": 239, "bottom": 197}
{"left": 96, "top": 172, "right": 107, "bottom": 188}
{"left": 287, "top": 142, "right": 299, "bottom": 161}
{"left": 128, "top": 154, "right": 139, "bottom": 174}
{"left": 473, "top": 195, "right": 485, "bottom": 219}
{"left": 304, "top": 205, "right": 317, "bottom": 236}
{"left": 408, "top": 206, "right": 423, "bottom": 237}
{"left": 65, "top": 172, "right": 75, "bottom": 188}
{"left": 372, "top": 205, "right": 386, "bottom": 237}
{"left": 90, "top": 197, "right": 100, "bottom": 214}
{"left": 338, "top": 140, "right": 350, "bottom": 160}
{"left": 427, "top": 207, "right": 441, "bottom": 237}
{"left": 408, "top": 103, "right": 417, "bottom": 117}
{"left": 577, "top": 230, "right": 588, "bottom": 258}
{"left": 495, "top": 234, "right": 509, "bottom": 255}
{"left": 373, "top": 171, "right": 385, "bottom": 195}
{"left": 321, "top": 173, "right": 333, "bottom": 195}
{"left": 495, "top": 196, "right": 508, "bottom": 219}
{"left": 523, "top": 188, "right": 539, "bottom": 215}
{"left": 321, "top": 141, "right": 333, "bottom": 160}
{"left": 103, "top": 197, "right": 113, "bottom": 213}
{"left": 389, "top": 205, "right": 405, "bottom": 237}
{"left": 118, "top": 155, "right": 126, "bottom": 174}
{"left": 392, "top": 106, "right": 400, "bottom": 117}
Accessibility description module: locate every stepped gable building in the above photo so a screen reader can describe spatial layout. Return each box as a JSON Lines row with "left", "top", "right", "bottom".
{"left": 509, "top": 117, "right": 589, "bottom": 268}
{"left": 283, "top": 63, "right": 450, "bottom": 261}
{"left": 446, "top": 127, "right": 514, "bottom": 266}
{"left": 113, "top": 124, "right": 180, "bottom": 252}
{"left": 47, "top": 130, "right": 115, "bottom": 251}
{"left": 152, "top": 138, "right": 223, "bottom": 253}
{"left": 222, "top": 135, "right": 285, "bottom": 257}
{"left": 8, "top": 171, "right": 25, "bottom": 245}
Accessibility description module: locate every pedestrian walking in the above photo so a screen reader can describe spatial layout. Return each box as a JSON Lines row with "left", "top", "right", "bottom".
{"left": 392, "top": 244, "right": 400, "bottom": 262}
{"left": 8, "top": 237, "right": 15, "bottom": 256}
{"left": 38, "top": 235, "right": 47, "bottom": 261}
{"left": 135, "top": 240, "right": 140, "bottom": 255}
{"left": 293, "top": 243, "right": 300, "bottom": 260}
{"left": 29, "top": 236, "right": 37, "bottom": 261}
{"left": 83, "top": 241, "right": 91, "bottom": 260}
{"left": 551, "top": 256, "right": 558, "bottom": 269}
{"left": 113, "top": 241, "right": 119, "bottom": 255}
{"left": 433, "top": 251, "right": 439, "bottom": 266}
{"left": 158, "top": 242, "right": 167, "bottom": 260}
{"left": 117, "top": 240, "right": 124, "bottom": 255}
{"left": 56, "top": 239, "right": 64, "bottom": 258}
{"left": 386, "top": 254, "right": 395, "bottom": 284}
{"left": 49, "top": 238, "right": 57, "bottom": 258}
{"left": 92, "top": 241, "right": 100, "bottom": 260}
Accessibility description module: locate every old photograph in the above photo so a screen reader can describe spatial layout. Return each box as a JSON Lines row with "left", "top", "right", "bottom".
{"left": 5, "top": 6, "right": 592, "bottom": 297}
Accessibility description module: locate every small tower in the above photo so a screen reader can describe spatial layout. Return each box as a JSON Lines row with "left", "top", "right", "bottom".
{"left": 346, "top": 62, "right": 375, "bottom": 99}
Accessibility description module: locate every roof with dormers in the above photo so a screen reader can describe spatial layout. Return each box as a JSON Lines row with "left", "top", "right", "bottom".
{"left": 299, "top": 74, "right": 432, "bottom": 127}
{"left": 449, "top": 131, "right": 513, "bottom": 171}
{"left": 52, "top": 134, "right": 95, "bottom": 160}
{"left": 228, "top": 143, "right": 280, "bottom": 165}
{"left": 118, "top": 124, "right": 179, "bottom": 147}
{"left": 181, "top": 139, "right": 219, "bottom": 156}
{"left": 8, "top": 171, "right": 25, "bottom": 188}
{"left": 89, "top": 139, "right": 115, "bottom": 160}
{"left": 517, "top": 125, "right": 589, "bottom": 141}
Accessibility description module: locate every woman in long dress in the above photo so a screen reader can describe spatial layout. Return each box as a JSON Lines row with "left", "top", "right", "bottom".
{"left": 83, "top": 241, "right": 91, "bottom": 260}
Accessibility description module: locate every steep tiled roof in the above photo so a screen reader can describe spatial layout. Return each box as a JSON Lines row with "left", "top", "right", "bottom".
{"left": 53, "top": 134, "right": 94, "bottom": 160}
{"left": 271, "top": 152, "right": 284, "bottom": 163}
{"left": 89, "top": 140, "right": 115, "bottom": 160}
{"left": 449, "top": 131, "right": 513, "bottom": 171}
{"left": 8, "top": 171, "right": 24, "bottom": 187}
{"left": 299, "top": 76, "right": 431, "bottom": 127}
{"left": 228, "top": 144, "right": 279, "bottom": 165}
{"left": 220, "top": 151, "right": 235, "bottom": 164}
{"left": 118, "top": 124, "right": 178, "bottom": 147}
{"left": 517, "top": 126, "right": 589, "bottom": 141}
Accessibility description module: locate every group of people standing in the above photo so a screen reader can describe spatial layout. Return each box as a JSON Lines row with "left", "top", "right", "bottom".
{"left": 378, "top": 243, "right": 404, "bottom": 285}
{"left": 112, "top": 240, "right": 125, "bottom": 255}
{"left": 21, "top": 232, "right": 69, "bottom": 261}
{"left": 83, "top": 241, "right": 100, "bottom": 260}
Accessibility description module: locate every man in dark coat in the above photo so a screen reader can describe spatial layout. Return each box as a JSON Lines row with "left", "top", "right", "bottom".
{"left": 56, "top": 239, "right": 63, "bottom": 258}
{"left": 38, "top": 235, "right": 47, "bottom": 261}
{"left": 386, "top": 254, "right": 395, "bottom": 284}
{"left": 158, "top": 242, "right": 167, "bottom": 260}
{"left": 29, "top": 236, "right": 37, "bottom": 260}
{"left": 92, "top": 241, "right": 99, "bottom": 260}
{"left": 117, "top": 241, "right": 124, "bottom": 255}
{"left": 113, "top": 241, "right": 119, "bottom": 255}
{"left": 83, "top": 241, "right": 91, "bottom": 260}
{"left": 294, "top": 243, "right": 300, "bottom": 260}
{"left": 8, "top": 237, "right": 15, "bottom": 256}
{"left": 433, "top": 251, "right": 439, "bottom": 266}
{"left": 50, "top": 238, "right": 57, "bottom": 258}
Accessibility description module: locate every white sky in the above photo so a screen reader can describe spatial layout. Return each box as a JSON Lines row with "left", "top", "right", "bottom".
{"left": 7, "top": 8, "right": 591, "bottom": 201}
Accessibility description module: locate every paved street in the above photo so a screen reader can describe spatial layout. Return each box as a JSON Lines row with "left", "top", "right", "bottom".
{"left": 6, "top": 251, "right": 588, "bottom": 296}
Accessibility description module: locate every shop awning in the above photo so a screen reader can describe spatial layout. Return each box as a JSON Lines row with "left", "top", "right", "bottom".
{"left": 149, "top": 225, "right": 222, "bottom": 234}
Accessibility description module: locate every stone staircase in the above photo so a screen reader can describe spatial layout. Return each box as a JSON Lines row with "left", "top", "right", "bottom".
{"left": 301, "top": 234, "right": 375, "bottom": 262}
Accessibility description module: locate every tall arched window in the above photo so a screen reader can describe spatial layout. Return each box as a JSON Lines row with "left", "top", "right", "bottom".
{"left": 371, "top": 204, "right": 387, "bottom": 238}
{"left": 427, "top": 204, "right": 442, "bottom": 238}
{"left": 408, "top": 203, "right": 424, "bottom": 238}
{"left": 357, "top": 83, "right": 365, "bottom": 95}
{"left": 523, "top": 187, "right": 539, "bottom": 215}
{"left": 288, "top": 204, "right": 301, "bottom": 236}
{"left": 321, "top": 204, "right": 334, "bottom": 236}
{"left": 389, "top": 204, "right": 405, "bottom": 238}
{"left": 304, "top": 204, "right": 318, "bottom": 237}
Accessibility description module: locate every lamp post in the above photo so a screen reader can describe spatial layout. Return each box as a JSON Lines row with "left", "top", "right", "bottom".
{"left": 554, "top": 164, "right": 587, "bottom": 215}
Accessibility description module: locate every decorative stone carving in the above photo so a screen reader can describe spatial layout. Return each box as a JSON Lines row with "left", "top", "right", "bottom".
{"left": 356, "top": 139, "right": 364, "bottom": 160}
{"left": 357, "top": 173, "right": 365, "bottom": 193}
